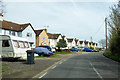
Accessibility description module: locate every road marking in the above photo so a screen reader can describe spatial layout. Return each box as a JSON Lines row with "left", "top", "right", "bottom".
{"left": 89, "top": 62, "right": 104, "bottom": 80}
{"left": 51, "top": 66, "right": 56, "bottom": 69}
{"left": 59, "top": 61, "right": 63, "bottom": 64}
{"left": 39, "top": 72, "right": 47, "bottom": 78}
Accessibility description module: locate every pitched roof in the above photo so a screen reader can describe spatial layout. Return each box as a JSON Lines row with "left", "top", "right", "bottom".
{"left": 62, "top": 35, "right": 65, "bottom": 39}
{"left": 34, "top": 29, "right": 45, "bottom": 36}
{"left": 1, "top": 20, "right": 32, "bottom": 31}
{"left": 47, "top": 33, "right": 61, "bottom": 39}
{"left": 67, "top": 38, "right": 74, "bottom": 42}
{"left": 84, "top": 40, "right": 89, "bottom": 44}
{"left": 75, "top": 39, "right": 79, "bottom": 44}
{"left": 80, "top": 41, "right": 83, "bottom": 44}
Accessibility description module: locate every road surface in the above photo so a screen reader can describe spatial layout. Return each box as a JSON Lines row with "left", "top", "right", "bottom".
{"left": 41, "top": 52, "right": 119, "bottom": 80}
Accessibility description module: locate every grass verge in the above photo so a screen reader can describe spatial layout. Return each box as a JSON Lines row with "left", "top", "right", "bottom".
{"left": 103, "top": 51, "right": 120, "bottom": 62}
{"left": 35, "top": 51, "right": 77, "bottom": 58}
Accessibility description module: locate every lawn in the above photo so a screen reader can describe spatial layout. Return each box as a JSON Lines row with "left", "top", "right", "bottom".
{"left": 35, "top": 51, "right": 77, "bottom": 58}
{"left": 103, "top": 51, "right": 120, "bottom": 62}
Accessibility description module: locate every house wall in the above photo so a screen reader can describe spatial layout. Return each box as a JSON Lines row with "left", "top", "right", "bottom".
{"left": 49, "top": 39, "right": 55, "bottom": 48}
{"left": 22, "top": 25, "right": 36, "bottom": 48}
{"left": 72, "top": 39, "right": 76, "bottom": 47}
{"left": 64, "top": 37, "right": 68, "bottom": 49}
{"left": 37, "top": 30, "right": 49, "bottom": 46}
{"left": 68, "top": 42, "right": 72, "bottom": 49}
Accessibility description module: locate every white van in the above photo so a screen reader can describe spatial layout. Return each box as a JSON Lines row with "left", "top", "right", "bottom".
{"left": 0, "top": 35, "right": 31, "bottom": 59}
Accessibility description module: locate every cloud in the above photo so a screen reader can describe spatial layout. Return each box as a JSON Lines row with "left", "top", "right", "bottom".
{"left": 4, "top": 0, "right": 118, "bottom": 2}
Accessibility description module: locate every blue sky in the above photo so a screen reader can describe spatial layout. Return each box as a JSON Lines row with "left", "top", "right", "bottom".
{"left": 3, "top": 0, "right": 117, "bottom": 46}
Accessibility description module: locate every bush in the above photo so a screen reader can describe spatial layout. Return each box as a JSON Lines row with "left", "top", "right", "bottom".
{"left": 103, "top": 51, "right": 120, "bottom": 62}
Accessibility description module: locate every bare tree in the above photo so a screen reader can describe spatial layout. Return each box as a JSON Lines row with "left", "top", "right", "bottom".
{"left": 0, "top": 0, "right": 6, "bottom": 15}
{"left": 99, "top": 39, "right": 106, "bottom": 48}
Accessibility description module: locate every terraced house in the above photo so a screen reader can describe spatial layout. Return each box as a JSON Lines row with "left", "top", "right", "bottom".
{"left": 75, "top": 38, "right": 80, "bottom": 48}
{"left": 67, "top": 38, "right": 76, "bottom": 49}
{"left": 0, "top": 20, "right": 36, "bottom": 48}
{"left": 47, "top": 33, "right": 62, "bottom": 48}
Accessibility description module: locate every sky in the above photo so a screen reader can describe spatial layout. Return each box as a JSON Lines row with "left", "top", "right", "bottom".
{"left": 2, "top": 0, "right": 118, "bottom": 46}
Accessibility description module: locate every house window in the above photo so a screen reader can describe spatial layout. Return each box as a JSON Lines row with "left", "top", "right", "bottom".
{"left": 9, "top": 31, "right": 15, "bottom": 36}
{"left": 11, "top": 31, "right": 15, "bottom": 36}
{"left": 42, "top": 37, "right": 45, "bottom": 40}
{"left": 2, "top": 40, "right": 10, "bottom": 47}
{"left": 27, "top": 33, "right": 32, "bottom": 37}
{"left": 4, "top": 30, "right": 6, "bottom": 35}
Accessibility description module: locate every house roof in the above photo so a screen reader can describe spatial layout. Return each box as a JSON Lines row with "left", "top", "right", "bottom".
{"left": 67, "top": 38, "right": 74, "bottom": 42}
{"left": 62, "top": 35, "right": 65, "bottom": 39}
{"left": 75, "top": 39, "right": 79, "bottom": 44}
{"left": 84, "top": 40, "right": 89, "bottom": 44}
{"left": 1, "top": 20, "right": 33, "bottom": 31}
{"left": 34, "top": 29, "right": 46, "bottom": 36}
{"left": 47, "top": 33, "right": 61, "bottom": 39}
{"left": 80, "top": 41, "right": 83, "bottom": 44}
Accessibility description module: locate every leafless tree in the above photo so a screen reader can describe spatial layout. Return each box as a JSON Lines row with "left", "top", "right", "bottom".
{"left": 0, "top": 0, "right": 6, "bottom": 15}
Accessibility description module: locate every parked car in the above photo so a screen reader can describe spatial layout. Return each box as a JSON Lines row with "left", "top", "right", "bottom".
{"left": 93, "top": 49, "right": 99, "bottom": 52}
{"left": 33, "top": 47, "right": 54, "bottom": 56}
{"left": 84, "top": 48, "right": 93, "bottom": 52}
{"left": 39, "top": 45, "right": 51, "bottom": 51}
{"left": 51, "top": 47, "right": 56, "bottom": 52}
{"left": 70, "top": 48, "right": 79, "bottom": 52}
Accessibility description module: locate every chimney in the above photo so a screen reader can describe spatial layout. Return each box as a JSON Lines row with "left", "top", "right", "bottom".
{"left": 0, "top": 13, "right": 3, "bottom": 21}
{"left": 44, "top": 29, "right": 47, "bottom": 33}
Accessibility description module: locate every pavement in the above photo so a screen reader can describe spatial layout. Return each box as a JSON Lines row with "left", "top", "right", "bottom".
{"left": 1, "top": 52, "right": 79, "bottom": 78}
{"left": 39, "top": 52, "right": 120, "bottom": 80}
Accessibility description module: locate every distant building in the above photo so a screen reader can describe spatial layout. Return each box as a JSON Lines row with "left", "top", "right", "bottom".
{"left": 79, "top": 41, "right": 85, "bottom": 48}
{"left": 84, "top": 40, "right": 89, "bottom": 48}
{"left": 0, "top": 20, "right": 36, "bottom": 48}
{"left": 67, "top": 38, "right": 76, "bottom": 49}
{"left": 47, "top": 33, "right": 62, "bottom": 48}
{"left": 75, "top": 38, "right": 80, "bottom": 48}
{"left": 35, "top": 29, "right": 49, "bottom": 47}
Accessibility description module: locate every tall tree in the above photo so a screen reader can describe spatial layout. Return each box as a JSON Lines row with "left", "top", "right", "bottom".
{"left": 108, "top": 1, "right": 120, "bottom": 55}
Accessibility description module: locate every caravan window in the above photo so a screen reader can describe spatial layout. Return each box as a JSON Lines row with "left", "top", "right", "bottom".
{"left": 13, "top": 40, "right": 19, "bottom": 48}
{"left": 2, "top": 40, "right": 10, "bottom": 47}
{"left": 19, "top": 41, "right": 25, "bottom": 48}
{"left": 24, "top": 42, "right": 29, "bottom": 48}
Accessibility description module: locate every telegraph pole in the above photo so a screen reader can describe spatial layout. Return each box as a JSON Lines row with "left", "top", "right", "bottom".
{"left": 90, "top": 36, "right": 92, "bottom": 42}
{"left": 105, "top": 17, "right": 107, "bottom": 50}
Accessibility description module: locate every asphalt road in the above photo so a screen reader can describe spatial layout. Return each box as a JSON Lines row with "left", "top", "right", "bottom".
{"left": 41, "top": 52, "right": 120, "bottom": 80}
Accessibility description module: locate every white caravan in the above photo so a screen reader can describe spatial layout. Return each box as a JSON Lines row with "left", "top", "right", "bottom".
{"left": 0, "top": 35, "right": 31, "bottom": 59}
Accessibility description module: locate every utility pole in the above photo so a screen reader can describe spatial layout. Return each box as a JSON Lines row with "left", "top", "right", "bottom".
{"left": 105, "top": 17, "right": 107, "bottom": 50}
{"left": 90, "top": 36, "right": 92, "bottom": 42}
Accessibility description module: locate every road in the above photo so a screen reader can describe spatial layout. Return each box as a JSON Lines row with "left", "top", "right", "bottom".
{"left": 41, "top": 52, "right": 119, "bottom": 80}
